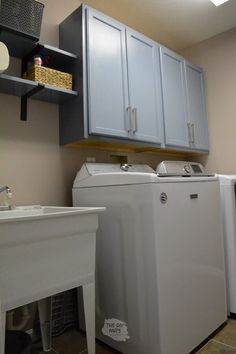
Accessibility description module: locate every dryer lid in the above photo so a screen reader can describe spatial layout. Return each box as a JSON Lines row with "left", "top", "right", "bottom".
{"left": 156, "top": 161, "right": 214, "bottom": 177}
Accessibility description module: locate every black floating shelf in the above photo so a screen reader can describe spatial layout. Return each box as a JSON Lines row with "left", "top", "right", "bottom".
{"left": 0, "top": 27, "right": 78, "bottom": 121}
{"left": 23, "top": 43, "right": 78, "bottom": 72}
{"left": 30, "top": 84, "right": 78, "bottom": 104}
{"left": 0, "top": 28, "right": 78, "bottom": 64}
{"left": 0, "top": 28, "right": 36, "bottom": 58}
{"left": 38, "top": 43, "right": 77, "bottom": 61}
{"left": 0, "top": 74, "right": 38, "bottom": 96}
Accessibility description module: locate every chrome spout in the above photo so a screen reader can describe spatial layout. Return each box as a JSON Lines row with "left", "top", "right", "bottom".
{"left": 0, "top": 186, "right": 11, "bottom": 194}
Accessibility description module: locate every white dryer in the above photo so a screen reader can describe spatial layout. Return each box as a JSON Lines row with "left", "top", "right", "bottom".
{"left": 73, "top": 162, "right": 227, "bottom": 354}
{"left": 218, "top": 175, "right": 236, "bottom": 316}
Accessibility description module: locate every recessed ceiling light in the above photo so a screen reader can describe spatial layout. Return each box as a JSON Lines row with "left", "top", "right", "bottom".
{"left": 210, "top": 0, "right": 229, "bottom": 6}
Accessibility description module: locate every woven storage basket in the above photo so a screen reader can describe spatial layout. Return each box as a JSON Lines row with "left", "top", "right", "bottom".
{"left": 0, "top": 0, "right": 44, "bottom": 41}
{"left": 24, "top": 65, "right": 72, "bottom": 90}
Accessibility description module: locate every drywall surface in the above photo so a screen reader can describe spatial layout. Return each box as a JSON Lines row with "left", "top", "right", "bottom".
{"left": 0, "top": 0, "right": 187, "bottom": 206}
{"left": 182, "top": 27, "right": 236, "bottom": 174}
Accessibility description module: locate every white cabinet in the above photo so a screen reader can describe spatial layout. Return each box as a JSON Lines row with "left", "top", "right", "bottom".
{"left": 160, "top": 46, "right": 209, "bottom": 152}
{"left": 86, "top": 8, "right": 163, "bottom": 144}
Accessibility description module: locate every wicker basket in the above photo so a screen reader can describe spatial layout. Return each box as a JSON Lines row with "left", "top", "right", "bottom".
{"left": 23, "top": 65, "right": 72, "bottom": 90}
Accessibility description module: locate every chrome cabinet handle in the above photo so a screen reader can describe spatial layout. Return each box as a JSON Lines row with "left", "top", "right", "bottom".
{"left": 191, "top": 123, "right": 195, "bottom": 144}
{"left": 132, "top": 107, "right": 138, "bottom": 133}
{"left": 187, "top": 122, "right": 192, "bottom": 144}
{"left": 126, "top": 106, "right": 132, "bottom": 133}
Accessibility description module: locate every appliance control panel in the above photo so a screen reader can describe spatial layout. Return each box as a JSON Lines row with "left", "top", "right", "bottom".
{"left": 156, "top": 161, "right": 214, "bottom": 177}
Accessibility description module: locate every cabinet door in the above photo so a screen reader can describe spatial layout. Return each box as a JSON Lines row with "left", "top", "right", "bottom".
{"left": 86, "top": 8, "right": 129, "bottom": 138}
{"left": 126, "top": 29, "right": 163, "bottom": 144}
{"left": 160, "top": 47, "right": 189, "bottom": 148}
{"left": 185, "top": 62, "right": 209, "bottom": 151}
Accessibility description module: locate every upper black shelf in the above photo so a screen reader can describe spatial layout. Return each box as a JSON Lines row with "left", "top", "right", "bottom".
{"left": 0, "top": 27, "right": 78, "bottom": 64}
{"left": 0, "top": 28, "right": 36, "bottom": 58}
{"left": 34, "top": 43, "right": 77, "bottom": 60}
{"left": 23, "top": 43, "right": 77, "bottom": 71}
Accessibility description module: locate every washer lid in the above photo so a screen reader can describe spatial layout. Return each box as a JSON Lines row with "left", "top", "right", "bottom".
{"left": 73, "top": 163, "right": 157, "bottom": 188}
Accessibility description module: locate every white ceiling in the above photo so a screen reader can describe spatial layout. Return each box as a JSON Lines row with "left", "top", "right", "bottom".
{"left": 83, "top": 0, "right": 236, "bottom": 50}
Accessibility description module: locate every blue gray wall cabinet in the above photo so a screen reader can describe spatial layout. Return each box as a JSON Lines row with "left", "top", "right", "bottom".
{"left": 160, "top": 47, "right": 209, "bottom": 151}
{"left": 87, "top": 9, "right": 129, "bottom": 138}
{"left": 126, "top": 29, "right": 163, "bottom": 144}
{"left": 185, "top": 61, "right": 209, "bottom": 151}
{"left": 59, "top": 5, "right": 209, "bottom": 153}
{"left": 160, "top": 47, "right": 189, "bottom": 148}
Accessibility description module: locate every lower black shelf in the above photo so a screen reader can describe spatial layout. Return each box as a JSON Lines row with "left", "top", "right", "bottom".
{"left": 31, "top": 84, "right": 78, "bottom": 104}
{"left": 0, "top": 74, "right": 38, "bottom": 96}
{"left": 0, "top": 74, "right": 78, "bottom": 120}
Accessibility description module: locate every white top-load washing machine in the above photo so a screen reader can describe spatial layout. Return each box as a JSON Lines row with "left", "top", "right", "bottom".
{"left": 218, "top": 175, "right": 236, "bottom": 316}
{"left": 73, "top": 161, "right": 227, "bottom": 354}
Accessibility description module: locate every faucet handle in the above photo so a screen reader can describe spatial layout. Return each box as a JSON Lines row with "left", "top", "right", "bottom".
{"left": 0, "top": 186, "right": 13, "bottom": 210}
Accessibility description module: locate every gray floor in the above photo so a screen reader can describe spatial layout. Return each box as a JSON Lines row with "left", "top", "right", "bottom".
{"left": 33, "top": 328, "right": 118, "bottom": 354}
{"left": 34, "top": 320, "right": 236, "bottom": 354}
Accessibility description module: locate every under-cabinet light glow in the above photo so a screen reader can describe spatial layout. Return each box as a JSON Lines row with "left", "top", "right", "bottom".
{"left": 210, "top": 0, "right": 229, "bottom": 6}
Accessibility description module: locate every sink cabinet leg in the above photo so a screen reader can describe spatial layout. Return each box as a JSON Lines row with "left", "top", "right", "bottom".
{"left": 38, "top": 297, "right": 52, "bottom": 352}
{"left": 82, "top": 283, "right": 95, "bottom": 354}
{"left": 0, "top": 310, "right": 6, "bottom": 354}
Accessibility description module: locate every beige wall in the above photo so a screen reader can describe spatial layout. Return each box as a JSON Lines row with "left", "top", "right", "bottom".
{"left": 0, "top": 0, "right": 189, "bottom": 207}
{"left": 182, "top": 27, "right": 236, "bottom": 174}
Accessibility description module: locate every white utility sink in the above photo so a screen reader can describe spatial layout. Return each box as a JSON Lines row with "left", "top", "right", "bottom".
{"left": 0, "top": 205, "right": 105, "bottom": 354}
{"left": 0, "top": 205, "right": 100, "bottom": 219}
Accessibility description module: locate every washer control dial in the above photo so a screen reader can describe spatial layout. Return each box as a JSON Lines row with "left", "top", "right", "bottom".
{"left": 183, "top": 165, "right": 191, "bottom": 174}
{"left": 120, "top": 163, "right": 129, "bottom": 172}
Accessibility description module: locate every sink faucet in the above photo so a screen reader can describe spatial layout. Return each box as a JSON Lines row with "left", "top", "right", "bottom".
{"left": 0, "top": 186, "right": 11, "bottom": 195}
{"left": 0, "top": 186, "right": 13, "bottom": 210}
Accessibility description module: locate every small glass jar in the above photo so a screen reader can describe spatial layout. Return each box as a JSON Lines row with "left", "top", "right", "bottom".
{"left": 34, "top": 55, "right": 42, "bottom": 66}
